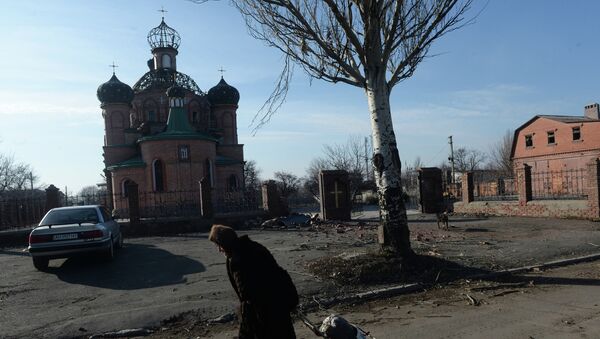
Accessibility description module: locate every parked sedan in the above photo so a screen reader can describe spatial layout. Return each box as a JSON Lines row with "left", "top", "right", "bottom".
{"left": 28, "top": 205, "right": 123, "bottom": 270}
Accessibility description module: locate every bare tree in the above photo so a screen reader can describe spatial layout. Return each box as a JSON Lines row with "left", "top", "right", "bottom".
{"left": 244, "top": 160, "right": 262, "bottom": 192}
{"left": 196, "top": 0, "right": 474, "bottom": 256}
{"left": 304, "top": 135, "right": 369, "bottom": 201}
{"left": 488, "top": 130, "right": 514, "bottom": 175}
{"left": 0, "top": 153, "right": 38, "bottom": 196}
{"left": 273, "top": 171, "right": 301, "bottom": 197}
{"left": 454, "top": 147, "right": 486, "bottom": 172}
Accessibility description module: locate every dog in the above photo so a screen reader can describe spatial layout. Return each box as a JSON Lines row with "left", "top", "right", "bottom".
{"left": 436, "top": 210, "right": 449, "bottom": 230}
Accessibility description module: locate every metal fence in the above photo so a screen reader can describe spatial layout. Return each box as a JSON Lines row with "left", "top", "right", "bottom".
{"left": 0, "top": 196, "right": 47, "bottom": 231}
{"left": 214, "top": 189, "right": 263, "bottom": 215}
{"left": 473, "top": 171, "right": 519, "bottom": 201}
{"left": 531, "top": 168, "right": 587, "bottom": 200}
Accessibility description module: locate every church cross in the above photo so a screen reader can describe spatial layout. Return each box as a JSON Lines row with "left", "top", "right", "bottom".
{"left": 218, "top": 67, "right": 226, "bottom": 77}
{"left": 330, "top": 181, "right": 344, "bottom": 208}
{"left": 109, "top": 62, "right": 118, "bottom": 74}
{"left": 158, "top": 6, "right": 168, "bottom": 18}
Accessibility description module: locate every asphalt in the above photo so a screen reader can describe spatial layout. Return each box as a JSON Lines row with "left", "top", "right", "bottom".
{"left": 4, "top": 207, "right": 600, "bottom": 338}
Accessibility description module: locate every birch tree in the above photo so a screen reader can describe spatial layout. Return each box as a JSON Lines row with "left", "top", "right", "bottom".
{"left": 202, "top": 0, "right": 473, "bottom": 256}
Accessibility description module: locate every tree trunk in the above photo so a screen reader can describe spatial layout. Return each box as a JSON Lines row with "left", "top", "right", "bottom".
{"left": 365, "top": 73, "right": 413, "bottom": 258}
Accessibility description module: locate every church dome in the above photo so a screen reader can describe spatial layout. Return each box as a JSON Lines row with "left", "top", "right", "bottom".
{"left": 97, "top": 74, "right": 134, "bottom": 104}
{"left": 147, "top": 18, "right": 181, "bottom": 50}
{"left": 166, "top": 84, "right": 186, "bottom": 98}
{"left": 207, "top": 78, "right": 240, "bottom": 105}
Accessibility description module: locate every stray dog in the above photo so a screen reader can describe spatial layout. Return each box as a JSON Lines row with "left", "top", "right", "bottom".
{"left": 436, "top": 211, "right": 449, "bottom": 230}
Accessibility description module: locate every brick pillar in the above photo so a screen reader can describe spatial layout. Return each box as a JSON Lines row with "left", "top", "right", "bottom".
{"left": 261, "top": 180, "right": 287, "bottom": 217}
{"left": 45, "top": 185, "right": 61, "bottom": 211}
{"left": 104, "top": 169, "right": 114, "bottom": 211}
{"left": 199, "top": 177, "right": 213, "bottom": 218}
{"left": 586, "top": 159, "right": 600, "bottom": 218}
{"left": 127, "top": 182, "right": 140, "bottom": 226}
{"left": 517, "top": 164, "right": 532, "bottom": 204}
{"left": 462, "top": 172, "right": 474, "bottom": 203}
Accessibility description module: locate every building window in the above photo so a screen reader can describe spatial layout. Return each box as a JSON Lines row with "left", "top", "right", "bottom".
{"left": 228, "top": 175, "right": 238, "bottom": 192}
{"left": 178, "top": 145, "right": 190, "bottom": 162}
{"left": 192, "top": 111, "right": 199, "bottom": 123}
{"left": 525, "top": 134, "right": 533, "bottom": 148}
{"left": 148, "top": 110, "right": 156, "bottom": 122}
{"left": 152, "top": 159, "right": 164, "bottom": 192}
{"left": 162, "top": 54, "right": 172, "bottom": 69}
{"left": 572, "top": 127, "right": 581, "bottom": 141}
{"left": 547, "top": 131, "right": 555, "bottom": 145}
{"left": 122, "top": 179, "right": 136, "bottom": 197}
{"left": 205, "top": 159, "right": 214, "bottom": 188}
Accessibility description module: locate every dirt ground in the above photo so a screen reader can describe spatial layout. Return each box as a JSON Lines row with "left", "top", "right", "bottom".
{"left": 139, "top": 213, "right": 600, "bottom": 339}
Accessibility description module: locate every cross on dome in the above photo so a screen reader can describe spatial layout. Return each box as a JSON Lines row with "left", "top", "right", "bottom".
{"left": 109, "top": 62, "right": 118, "bottom": 74}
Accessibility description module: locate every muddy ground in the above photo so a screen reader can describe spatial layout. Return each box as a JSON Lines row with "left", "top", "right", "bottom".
{"left": 136, "top": 213, "right": 600, "bottom": 339}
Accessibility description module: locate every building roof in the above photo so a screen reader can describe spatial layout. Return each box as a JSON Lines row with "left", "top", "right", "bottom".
{"left": 207, "top": 77, "right": 240, "bottom": 105}
{"left": 133, "top": 68, "right": 202, "bottom": 94}
{"left": 536, "top": 115, "right": 597, "bottom": 123}
{"left": 106, "top": 156, "right": 146, "bottom": 171}
{"left": 138, "top": 105, "right": 218, "bottom": 143}
{"left": 147, "top": 18, "right": 181, "bottom": 50}
{"left": 216, "top": 155, "right": 243, "bottom": 166}
{"left": 97, "top": 73, "right": 134, "bottom": 104}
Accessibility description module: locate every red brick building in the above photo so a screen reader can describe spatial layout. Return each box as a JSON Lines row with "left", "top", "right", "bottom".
{"left": 96, "top": 18, "right": 244, "bottom": 211}
{"left": 511, "top": 103, "right": 600, "bottom": 173}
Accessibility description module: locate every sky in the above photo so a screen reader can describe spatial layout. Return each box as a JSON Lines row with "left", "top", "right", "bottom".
{"left": 1, "top": 0, "right": 600, "bottom": 194}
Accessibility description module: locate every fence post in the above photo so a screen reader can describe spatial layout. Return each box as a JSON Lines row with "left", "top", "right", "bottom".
{"left": 262, "top": 180, "right": 287, "bottom": 217}
{"left": 462, "top": 172, "right": 474, "bottom": 203}
{"left": 199, "top": 177, "right": 213, "bottom": 218}
{"left": 517, "top": 164, "right": 532, "bottom": 204}
{"left": 586, "top": 159, "right": 600, "bottom": 218}
{"left": 45, "top": 185, "right": 61, "bottom": 211}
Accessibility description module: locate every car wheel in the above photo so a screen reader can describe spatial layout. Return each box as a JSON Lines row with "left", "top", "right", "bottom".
{"left": 116, "top": 232, "right": 124, "bottom": 249}
{"left": 33, "top": 257, "right": 49, "bottom": 271}
{"left": 105, "top": 237, "right": 115, "bottom": 261}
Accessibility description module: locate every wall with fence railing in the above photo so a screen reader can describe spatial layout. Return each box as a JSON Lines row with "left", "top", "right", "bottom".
{"left": 455, "top": 160, "right": 600, "bottom": 219}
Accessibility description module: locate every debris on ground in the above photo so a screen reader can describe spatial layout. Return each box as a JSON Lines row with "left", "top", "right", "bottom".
{"left": 207, "top": 312, "right": 236, "bottom": 324}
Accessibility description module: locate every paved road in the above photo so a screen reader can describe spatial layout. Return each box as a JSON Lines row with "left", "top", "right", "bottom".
{"left": 2, "top": 214, "right": 600, "bottom": 338}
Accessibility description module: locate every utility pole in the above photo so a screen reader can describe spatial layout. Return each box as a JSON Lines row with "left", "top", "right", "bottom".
{"left": 448, "top": 136, "right": 455, "bottom": 184}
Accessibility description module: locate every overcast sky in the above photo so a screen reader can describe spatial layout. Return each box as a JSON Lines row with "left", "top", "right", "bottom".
{"left": 1, "top": 0, "right": 599, "bottom": 193}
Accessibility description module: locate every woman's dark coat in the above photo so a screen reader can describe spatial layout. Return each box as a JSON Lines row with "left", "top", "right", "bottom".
{"left": 226, "top": 235, "right": 297, "bottom": 339}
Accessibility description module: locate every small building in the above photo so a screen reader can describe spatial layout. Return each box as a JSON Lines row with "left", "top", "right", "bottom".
{"left": 511, "top": 103, "right": 600, "bottom": 173}
{"left": 96, "top": 17, "right": 244, "bottom": 213}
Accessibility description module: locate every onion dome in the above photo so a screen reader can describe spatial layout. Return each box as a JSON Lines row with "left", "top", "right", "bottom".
{"left": 207, "top": 77, "right": 240, "bottom": 105}
{"left": 97, "top": 74, "right": 134, "bottom": 104}
{"left": 166, "top": 84, "right": 186, "bottom": 98}
{"left": 147, "top": 18, "right": 181, "bottom": 50}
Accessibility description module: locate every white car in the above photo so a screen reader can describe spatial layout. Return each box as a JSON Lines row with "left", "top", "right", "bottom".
{"left": 28, "top": 205, "right": 123, "bottom": 270}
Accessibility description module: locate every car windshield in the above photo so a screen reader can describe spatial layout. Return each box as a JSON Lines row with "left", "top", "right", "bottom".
{"left": 40, "top": 208, "right": 99, "bottom": 226}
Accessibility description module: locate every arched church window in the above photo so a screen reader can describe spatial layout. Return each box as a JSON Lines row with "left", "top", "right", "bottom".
{"left": 192, "top": 111, "right": 199, "bottom": 123}
{"left": 148, "top": 110, "right": 156, "bottom": 122}
{"left": 152, "top": 159, "right": 165, "bottom": 192}
{"left": 162, "top": 54, "right": 172, "bottom": 69}
{"left": 205, "top": 159, "right": 214, "bottom": 188}
{"left": 228, "top": 175, "right": 238, "bottom": 192}
{"left": 122, "top": 179, "right": 135, "bottom": 197}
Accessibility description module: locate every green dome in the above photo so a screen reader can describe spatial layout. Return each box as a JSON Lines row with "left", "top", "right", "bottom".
{"left": 207, "top": 77, "right": 239, "bottom": 105}
{"left": 97, "top": 74, "right": 134, "bottom": 104}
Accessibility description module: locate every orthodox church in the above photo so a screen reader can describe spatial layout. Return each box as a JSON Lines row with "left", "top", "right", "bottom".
{"left": 97, "top": 17, "right": 244, "bottom": 210}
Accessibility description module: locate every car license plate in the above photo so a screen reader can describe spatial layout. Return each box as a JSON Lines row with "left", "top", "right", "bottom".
{"left": 53, "top": 233, "right": 78, "bottom": 241}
